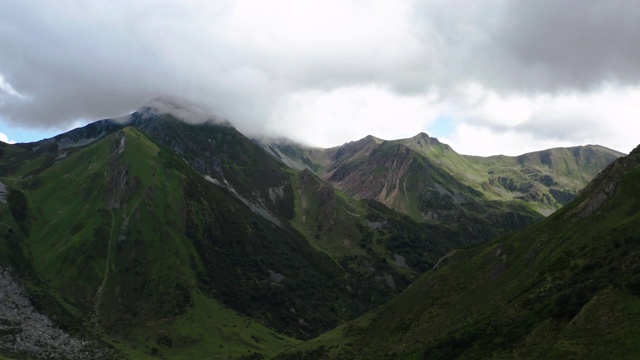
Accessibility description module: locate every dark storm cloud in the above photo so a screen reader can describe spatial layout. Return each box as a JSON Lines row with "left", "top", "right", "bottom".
{"left": 0, "top": 3, "right": 174, "bottom": 128}
{"left": 412, "top": 0, "right": 640, "bottom": 93}
{"left": 497, "top": 0, "right": 640, "bottom": 91}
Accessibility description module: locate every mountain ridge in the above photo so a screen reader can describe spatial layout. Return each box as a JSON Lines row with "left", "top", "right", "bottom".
{"left": 0, "top": 107, "right": 627, "bottom": 359}
{"left": 263, "top": 132, "right": 623, "bottom": 218}
{"left": 279, "top": 143, "right": 640, "bottom": 359}
{"left": 0, "top": 111, "right": 486, "bottom": 358}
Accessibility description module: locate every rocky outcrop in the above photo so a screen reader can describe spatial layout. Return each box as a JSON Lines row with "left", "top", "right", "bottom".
{"left": 568, "top": 149, "right": 639, "bottom": 218}
{"left": 0, "top": 268, "right": 108, "bottom": 359}
{"left": 0, "top": 181, "right": 6, "bottom": 203}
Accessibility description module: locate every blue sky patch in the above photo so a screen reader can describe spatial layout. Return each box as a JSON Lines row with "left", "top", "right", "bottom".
{"left": 427, "top": 116, "right": 456, "bottom": 139}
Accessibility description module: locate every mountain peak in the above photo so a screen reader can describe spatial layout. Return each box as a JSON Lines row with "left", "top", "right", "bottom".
{"left": 403, "top": 132, "right": 441, "bottom": 148}
{"left": 413, "top": 132, "right": 431, "bottom": 139}
{"left": 137, "top": 96, "right": 229, "bottom": 126}
{"left": 360, "top": 134, "right": 384, "bottom": 144}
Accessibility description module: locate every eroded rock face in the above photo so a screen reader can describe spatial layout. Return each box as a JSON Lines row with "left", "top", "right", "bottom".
{"left": 0, "top": 181, "right": 6, "bottom": 203}
{"left": 0, "top": 268, "right": 108, "bottom": 359}
{"left": 568, "top": 150, "right": 639, "bottom": 219}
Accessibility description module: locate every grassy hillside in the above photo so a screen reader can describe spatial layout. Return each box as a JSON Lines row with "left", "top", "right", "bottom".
{"left": 263, "top": 133, "right": 621, "bottom": 245}
{"left": 0, "top": 142, "right": 24, "bottom": 160}
{"left": 0, "top": 117, "right": 479, "bottom": 359}
{"left": 0, "top": 111, "right": 626, "bottom": 359}
{"left": 280, "top": 144, "right": 640, "bottom": 359}
{"left": 1, "top": 127, "right": 311, "bottom": 358}
{"left": 14, "top": 111, "right": 472, "bottom": 312}
{"left": 468, "top": 144, "right": 624, "bottom": 214}
{"left": 314, "top": 135, "right": 544, "bottom": 245}
{"left": 128, "top": 112, "right": 297, "bottom": 222}
{"left": 289, "top": 169, "right": 458, "bottom": 304}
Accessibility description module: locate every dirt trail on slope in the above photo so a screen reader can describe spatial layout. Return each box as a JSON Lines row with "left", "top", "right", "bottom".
{"left": 91, "top": 181, "right": 117, "bottom": 324}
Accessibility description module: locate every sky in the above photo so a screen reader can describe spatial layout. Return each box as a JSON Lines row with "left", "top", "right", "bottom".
{"left": 1, "top": 0, "right": 640, "bottom": 156}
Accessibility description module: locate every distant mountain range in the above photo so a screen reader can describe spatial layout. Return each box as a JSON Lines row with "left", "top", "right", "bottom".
{"left": 280, "top": 143, "right": 640, "bottom": 360}
{"left": 262, "top": 131, "right": 622, "bottom": 243}
{"left": 0, "top": 106, "right": 627, "bottom": 359}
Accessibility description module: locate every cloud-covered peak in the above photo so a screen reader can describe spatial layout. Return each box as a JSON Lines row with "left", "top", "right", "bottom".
{"left": 1, "top": 1, "right": 639, "bottom": 155}
{"left": 138, "top": 97, "right": 222, "bottom": 124}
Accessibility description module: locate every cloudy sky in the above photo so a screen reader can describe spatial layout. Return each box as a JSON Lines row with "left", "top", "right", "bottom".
{"left": 1, "top": 0, "right": 639, "bottom": 155}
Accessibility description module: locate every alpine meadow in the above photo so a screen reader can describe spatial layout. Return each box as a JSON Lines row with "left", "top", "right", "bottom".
{"left": 2, "top": 1, "right": 640, "bottom": 359}
{"left": 0, "top": 107, "right": 630, "bottom": 359}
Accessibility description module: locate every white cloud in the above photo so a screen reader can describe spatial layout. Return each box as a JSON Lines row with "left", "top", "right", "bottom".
{"left": 0, "top": 132, "right": 16, "bottom": 144}
{"left": 0, "top": 74, "right": 22, "bottom": 98}
{"left": 1, "top": 1, "right": 640, "bottom": 155}
{"left": 268, "top": 84, "right": 441, "bottom": 147}
{"left": 442, "top": 123, "right": 576, "bottom": 157}
{"left": 443, "top": 84, "right": 640, "bottom": 156}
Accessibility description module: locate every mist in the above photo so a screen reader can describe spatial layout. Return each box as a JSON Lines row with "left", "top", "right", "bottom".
{"left": 1, "top": 1, "right": 640, "bottom": 155}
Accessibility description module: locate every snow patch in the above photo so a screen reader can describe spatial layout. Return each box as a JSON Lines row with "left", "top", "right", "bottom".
{"left": 204, "top": 175, "right": 223, "bottom": 187}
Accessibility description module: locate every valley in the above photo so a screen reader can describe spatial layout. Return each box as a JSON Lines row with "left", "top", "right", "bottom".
{"left": 280, "top": 144, "right": 640, "bottom": 359}
{"left": 0, "top": 108, "right": 628, "bottom": 359}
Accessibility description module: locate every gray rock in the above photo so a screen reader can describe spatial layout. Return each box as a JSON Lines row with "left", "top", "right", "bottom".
{"left": 0, "top": 267, "right": 109, "bottom": 359}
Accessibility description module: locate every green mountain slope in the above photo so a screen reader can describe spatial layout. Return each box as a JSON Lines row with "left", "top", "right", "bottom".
{"left": 291, "top": 169, "right": 457, "bottom": 287}
{"left": 124, "top": 113, "right": 466, "bottom": 311}
{"left": 1, "top": 127, "right": 313, "bottom": 358}
{"left": 0, "top": 107, "right": 626, "bottom": 359}
{"left": 0, "top": 113, "right": 472, "bottom": 359}
{"left": 467, "top": 143, "right": 623, "bottom": 214}
{"left": 280, "top": 144, "right": 640, "bottom": 359}
{"left": 0, "top": 142, "right": 24, "bottom": 160}
{"left": 263, "top": 133, "right": 622, "bottom": 244}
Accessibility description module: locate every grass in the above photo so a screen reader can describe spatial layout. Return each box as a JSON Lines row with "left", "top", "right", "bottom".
{"left": 290, "top": 170, "right": 367, "bottom": 258}
{"left": 2, "top": 127, "right": 308, "bottom": 358}
{"left": 110, "top": 291, "right": 300, "bottom": 359}
{"left": 281, "top": 149, "right": 640, "bottom": 359}
{"left": 301, "top": 134, "right": 622, "bottom": 224}
{"left": 0, "top": 116, "right": 627, "bottom": 359}
{"left": 5, "top": 123, "right": 450, "bottom": 357}
{"left": 307, "top": 138, "right": 547, "bottom": 247}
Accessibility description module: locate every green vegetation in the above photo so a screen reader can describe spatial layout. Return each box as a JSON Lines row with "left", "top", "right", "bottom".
{"left": 311, "top": 134, "right": 547, "bottom": 245}
{"left": 0, "top": 125, "right": 337, "bottom": 358}
{"left": 0, "top": 115, "right": 479, "bottom": 358}
{"left": 0, "top": 112, "right": 628, "bottom": 359}
{"left": 281, "top": 146, "right": 640, "bottom": 359}
{"left": 267, "top": 132, "right": 621, "bottom": 231}
{"left": 110, "top": 291, "right": 300, "bottom": 359}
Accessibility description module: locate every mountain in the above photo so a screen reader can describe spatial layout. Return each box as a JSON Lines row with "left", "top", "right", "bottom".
{"left": 0, "top": 109, "right": 468, "bottom": 359}
{"left": 2, "top": 126, "right": 313, "bottom": 358}
{"left": 0, "top": 106, "right": 625, "bottom": 359}
{"left": 262, "top": 133, "right": 622, "bottom": 244}
{"left": 279, "top": 144, "right": 640, "bottom": 359}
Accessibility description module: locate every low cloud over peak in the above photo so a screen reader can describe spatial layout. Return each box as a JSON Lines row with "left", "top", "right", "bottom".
{"left": 1, "top": 1, "right": 640, "bottom": 155}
